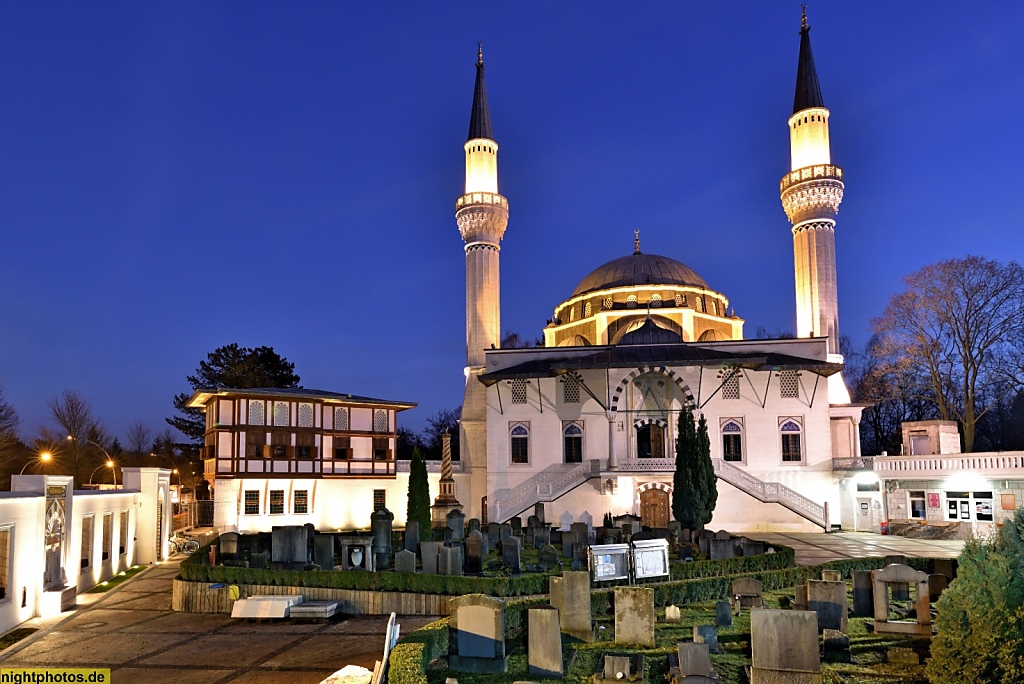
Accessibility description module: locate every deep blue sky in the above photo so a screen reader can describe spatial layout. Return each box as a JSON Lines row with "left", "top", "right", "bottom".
{"left": 2, "top": 3, "right": 1023, "bottom": 441}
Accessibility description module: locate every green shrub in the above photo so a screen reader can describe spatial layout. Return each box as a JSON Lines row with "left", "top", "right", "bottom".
{"left": 389, "top": 618, "right": 449, "bottom": 684}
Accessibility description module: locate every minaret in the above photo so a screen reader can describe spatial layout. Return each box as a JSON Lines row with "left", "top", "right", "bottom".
{"left": 456, "top": 44, "right": 508, "bottom": 521}
{"left": 780, "top": 8, "right": 844, "bottom": 356}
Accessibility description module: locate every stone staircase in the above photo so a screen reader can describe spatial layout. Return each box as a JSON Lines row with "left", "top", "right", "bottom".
{"left": 490, "top": 460, "right": 601, "bottom": 523}
{"left": 712, "top": 458, "right": 829, "bottom": 529}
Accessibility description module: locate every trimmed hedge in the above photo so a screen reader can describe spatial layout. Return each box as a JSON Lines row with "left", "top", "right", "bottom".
{"left": 389, "top": 618, "right": 449, "bottom": 684}
{"left": 669, "top": 546, "right": 795, "bottom": 580}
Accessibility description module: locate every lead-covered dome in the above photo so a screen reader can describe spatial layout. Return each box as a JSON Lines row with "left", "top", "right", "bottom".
{"left": 571, "top": 252, "right": 709, "bottom": 297}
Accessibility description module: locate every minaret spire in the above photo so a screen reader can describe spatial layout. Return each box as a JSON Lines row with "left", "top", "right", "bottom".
{"left": 793, "top": 7, "right": 825, "bottom": 114}
{"left": 468, "top": 42, "right": 493, "bottom": 141}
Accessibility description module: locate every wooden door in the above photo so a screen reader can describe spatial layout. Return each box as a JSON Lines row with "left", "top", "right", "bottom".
{"left": 640, "top": 488, "right": 670, "bottom": 529}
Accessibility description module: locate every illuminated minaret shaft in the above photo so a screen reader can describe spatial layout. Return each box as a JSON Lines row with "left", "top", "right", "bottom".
{"left": 456, "top": 45, "right": 507, "bottom": 520}
{"left": 781, "top": 9, "right": 844, "bottom": 355}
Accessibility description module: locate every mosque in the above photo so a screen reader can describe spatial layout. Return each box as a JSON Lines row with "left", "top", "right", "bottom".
{"left": 456, "top": 10, "right": 869, "bottom": 532}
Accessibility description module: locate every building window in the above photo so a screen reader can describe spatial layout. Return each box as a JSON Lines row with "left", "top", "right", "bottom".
{"left": 721, "top": 420, "right": 743, "bottom": 462}
{"left": 779, "top": 371, "right": 800, "bottom": 398}
{"left": 584, "top": 302, "right": 592, "bottom": 317}
{"left": 246, "top": 430, "right": 266, "bottom": 458}
{"left": 244, "top": 490, "right": 260, "bottom": 515}
{"left": 298, "top": 403, "right": 314, "bottom": 428}
{"left": 373, "top": 410, "right": 388, "bottom": 432}
{"left": 81, "top": 516, "right": 93, "bottom": 569}
{"left": 626, "top": 295, "right": 638, "bottom": 309}
{"left": 721, "top": 373, "right": 740, "bottom": 400}
{"left": 695, "top": 296, "right": 705, "bottom": 313}
{"left": 334, "top": 436, "right": 352, "bottom": 460}
{"left": 562, "top": 374, "right": 581, "bottom": 404}
{"left": 509, "top": 379, "right": 528, "bottom": 404}
{"left": 296, "top": 432, "right": 315, "bottom": 458}
{"left": 650, "top": 294, "right": 662, "bottom": 308}
{"left": 274, "top": 402, "right": 289, "bottom": 426}
{"left": 636, "top": 423, "right": 666, "bottom": 459}
{"left": 603, "top": 297, "right": 613, "bottom": 310}
{"left": 102, "top": 513, "right": 112, "bottom": 562}
{"left": 0, "top": 528, "right": 9, "bottom": 601}
{"left": 674, "top": 294, "right": 684, "bottom": 307}
{"left": 119, "top": 511, "right": 128, "bottom": 555}
{"left": 373, "top": 437, "right": 391, "bottom": 461}
{"left": 248, "top": 402, "right": 264, "bottom": 426}
{"left": 563, "top": 422, "right": 583, "bottom": 463}
{"left": 294, "top": 490, "right": 309, "bottom": 515}
{"left": 510, "top": 423, "right": 530, "bottom": 464}
{"left": 780, "top": 419, "right": 802, "bottom": 462}
{"left": 271, "top": 431, "right": 290, "bottom": 459}
{"left": 974, "top": 491, "right": 994, "bottom": 522}
{"left": 334, "top": 407, "right": 349, "bottom": 431}
{"left": 269, "top": 490, "right": 285, "bottom": 515}
{"left": 569, "top": 306, "right": 576, "bottom": 322}
{"left": 373, "top": 490, "right": 386, "bottom": 512}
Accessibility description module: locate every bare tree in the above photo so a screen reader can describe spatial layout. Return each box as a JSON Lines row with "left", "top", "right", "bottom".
{"left": 0, "top": 383, "right": 19, "bottom": 456}
{"left": 47, "top": 390, "right": 106, "bottom": 487}
{"left": 871, "top": 256, "right": 1024, "bottom": 452}
{"left": 125, "top": 422, "right": 152, "bottom": 467}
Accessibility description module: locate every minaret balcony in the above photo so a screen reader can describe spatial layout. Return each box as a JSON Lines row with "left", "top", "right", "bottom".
{"left": 780, "top": 164, "right": 844, "bottom": 224}
{"left": 455, "top": 191, "right": 508, "bottom": 211}
{"left": 779, "top": 164, "right": 844, "bottom": 193}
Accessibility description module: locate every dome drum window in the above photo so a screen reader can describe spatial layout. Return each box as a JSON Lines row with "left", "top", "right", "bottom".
{"left": 584, "top": 302, "right": 592, "bottom": 317}
{"left": 695, "top": 296, "right": 705, "bottom": 313}
{"left": 650, "top": 294, "right": 662, "bottom": 308}
{"left": 626, "top": 295, "right": 638, "bottom": 309}
{"left": 674, "top": 294, "right": 684, "bottom": 307}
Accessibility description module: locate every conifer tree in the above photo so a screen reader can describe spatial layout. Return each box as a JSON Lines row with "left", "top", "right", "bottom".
{"left": 406, "top": 447, "right": 432, "bottom": 535}
{"left": 672, "top": 406, "right": 717, "bottom": 530}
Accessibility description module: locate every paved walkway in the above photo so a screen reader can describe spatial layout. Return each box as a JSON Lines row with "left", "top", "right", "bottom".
{"left": 0, "top": 559, "right": 435, "bottom": 683}
{"left": 748, "top": 531, "right": 964, "bottom": 566}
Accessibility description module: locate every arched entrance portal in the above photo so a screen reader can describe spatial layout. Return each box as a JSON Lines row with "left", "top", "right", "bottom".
{"left": 639, "top": 487, "right": 670, "bottom": 529}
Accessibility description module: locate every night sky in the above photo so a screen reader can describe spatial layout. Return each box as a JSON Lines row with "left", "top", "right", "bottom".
{"left": 2, "top": 3, "right": 1023, "bottom": 441}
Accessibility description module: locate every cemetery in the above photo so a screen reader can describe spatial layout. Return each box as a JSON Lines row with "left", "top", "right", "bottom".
{"left": 168, "top": 507, "right": 967, "bottom": 682}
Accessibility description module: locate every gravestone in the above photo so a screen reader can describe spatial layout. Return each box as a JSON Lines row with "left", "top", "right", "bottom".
{"left": 742, "top": 539, "right": 765, "bottom": 557}
{"left": 715, "top": 601, "right": 733, "bottom": 628}
{"left": 928, "top": 573, "right": 949, "bottom": 602}
{"left": 852, "top": 570, "right": 873, "bottom": 616}
{"left": 750, "top": 609, "right": 821, "bottom": 684}
{"left": 822, "top": 629, "right": 851, "bottom": 663}
{"left": 693, "top": 624, "right": 718, "bottom": 653}
{"left": 449, "top": 594, "right": 507, "bottom": 673}
{"left": 549, "top": 576, "right": 563, "bottom": 612}
{"left": 465, "top": 530, "right": 484, "bottom": 574}
{"left": 533, "top": 503, "right": 545, "bottom": 524}
{"left": 932, "top": 558, "right": 956, "bottom": 579}
{"left": 793, "top": 583, "right": 809, "bottom": 610}
{"left": 714, "top": 530, "right": 730, "bottom": 540}
{"left": 534, "top": 526, "right": 551, "bottom": 550}
{"left": 219, "top": 532, "right": 239, "bottom": 560}
{"left": 807, "top": 580, "right": 848, "bottom": 632}
{"left": 821, "top": 570, "right": 842, "bottom": 582}
{"left": 664, "top": 605, "right": 681, "bottom": 623}
{"left": 550, "top": 528, "right": 562, "bottom": 545}
{"left": 468, "top": 518, "right": 481, "bottom": 533}
{"left": 272, "top": 525, "right": 311, "bottom": 568}
{"left": 487, "top": 522, "right": 500, "bottom": 546}
{"left": 883, "top": 555, "right": 910, "bottom": 601}
{"left": 250, "top": 551, "right": 268, "bottom": 569}
{"left": 871, "top": 564, "right": 931, "bottom": 636}
{"left": 421, "top": 541, "right": 444, "bottom": 575}
{"left": 439, "top": 545, "right": 463, "bottom": 576}
{"left": 538, "top": 544, "right": 559, "bottom": 571}
{"left": 709, "top": 538, "right": 734, "bottom": 560}
{"left": 614, "top": 587, "right": 655, "bottom": 647}
{"left": 697, "top": 532, "right": 711, "bottom": 557}
{"left": 676, "top": 642, "right": 714, "bottom": 679}
{"left": 404, "top": 522, "right": 420, "bottom": 554}
{"left": 731, "top": 577, "right": 765, "bottom": 613}
{"left": 371, "top": 507, "right": 394, "bottom": 569}
{"left": 313, "top": 534, "right": 335, "bottom": 573}
{"left": 562, "top": 571, "right": 594, "bottom": 642}
{"left": 570, "top": 522, "right": 589, "bottom": 547}
{"left": 501, "top": 535, "right": 521, "bottom": 574}
{"left": 499, "top": 523, "right": 512, "bottom": 542}
{"left": 338, "top": 536, "right": 373, "bottom": 571}
{"left": 395, "top": 549, "right": 417, "bottom": 574}
{"left": 579, "top": 511, "right": 594, "bottom": 538}
{"left": 447, "top": 509, "right": 466, "bottom": 543}
{"left": 510, "top": 517, "right": 522, "bottom": 536}
{"left": 604, "top": 655, "right": 631, "bottom": 681}
{"left": 620, "top": 524, "right": 633, "bottom": 545}
{"left": 527, "top": 606, "right": 562, "bottom": 677}
{"left": 561, "top": 532, "right": 577, "bottom": 559}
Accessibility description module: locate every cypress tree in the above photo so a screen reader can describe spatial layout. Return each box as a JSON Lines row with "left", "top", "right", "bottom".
{"left": 672, "top": 406, "right": 718, "bottom": 530}
{"left": 406, "top": 447, "right": 431, "bottom": 535}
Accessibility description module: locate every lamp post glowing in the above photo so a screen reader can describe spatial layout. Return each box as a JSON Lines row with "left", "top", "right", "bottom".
{"left": 19, "top": 451, "right": 52, "bottom": 475}
{"left": 85, "top": 440, "right": 118, "bottom": 489}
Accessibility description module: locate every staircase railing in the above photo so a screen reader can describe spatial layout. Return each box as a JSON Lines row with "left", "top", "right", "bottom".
{"left": 491, "top": 459, "right": 600, "bottom": 523}
{"left": 712, "top": 458, "right": 829, "bottom": 529}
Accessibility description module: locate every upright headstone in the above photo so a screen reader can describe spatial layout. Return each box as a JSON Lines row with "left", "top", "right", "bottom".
{"left": 821, "top": 570, "right": 842, "bottom": 582}
{"left": 793, "top": 583, "right": 809, "bottom": 611}
{"left": 501, "top": 535, "right": 521, "bottom": 574}
{"left": 468, "top": 518, "right": 481, "bottom": 534}
{"left": 715, "top": 601, "right": 733, "bottom": 628}
{"left": 313, "top": 534, "right": 335, "bottom": 572}
{"left": 447, "top": 509, "right": 466, "bottom": 543}
{"left": 731, "top": 577, "right": 765, "bottom": 611}
{"left": 697, "top": 532, "right": 711, "bottom": 557}
{"left": 928, "top": 573, "right": 949, "bottom": 602}
{"left": 883, "top": 555, "right": 910, "bottom": 601}
{"left": 822, "top": 629, "right": 852, "bottom": 663}
{"left": 614, "top": 587, "right": 655, "bottom": 647}
{"left": 371, "top": 507, "right": 394, "bottom": 569}
{"left": 561, "top": 571, "right": 593, "bottom": 642}
{"left": 404, "top": 522, "right": 420, "bottom": 555}
{"left": 500, "top": 523, "right": 512, "bottom": 541}
{"left": 439, "top": 545, "right": 463, "bottom": 576}
{"left": 852, "top": 570, "right": 873, "bottom": 617}
{"left": 677, "top": 642, "right": 714, "bottom": 678}
{"left": 534, "top": 526, "right": 551, "bottom": 550}
{"left": 394, "top": 548, "right": 417, "bottom": 574}
{"left": 714, "top": 530, "right": 730, "bottom": 540}
{"left": 510, "top": 517, "right": 522, "bottom": 537}
{"left": 742, "top": 539, "right": 766, "bottom": 557}
{"left": 665, "top": 605, "right": 681, "bottom": 623}
{"left": 449, "top": 594, "right": 507, "bottom": 673}
{"left": 807, "top": 580, "right": 848, "bottom": 633}
{"left": 750, "top": 610, "right": 821, "bottom": 684}
{"left": 533, "top": 503, "right": 546, "bottom": 524}
{"left": 570, "top": 522, "right": 589, "bottom": 547}
{"left": 487, "top": 522, "right": 500, "bottom": 546}
{"left": 219, "top": 532, "right": 239, "bottom": 560}
{"left": 710, "top": 538, "right": 734, "bottom": 560}
{"left": 271, "top": 525, "right": 311, "bottom": 568}
{"left": 693, "top": 625, "right": 718, "bottom": 653}
{"left": 464, "top": 530, "right": 484, "bottom": 574}
{"left": 561, "top": 532, "right": 577, "bottom": 559}
{"left": 538, "top": 544, "right": 558, "bottom": 571}
{"left": 420, "top": 541, "right": 444, "bottom": 575}
{"left": 549, "top": 576, "right": 564, "bottom": 613}
{"left": 527, "top": 606, "right": 562, "bottom": 678}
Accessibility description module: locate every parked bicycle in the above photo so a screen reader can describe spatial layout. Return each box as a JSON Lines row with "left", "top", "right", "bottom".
{"left": 169, "top": 533, "right": 201, "bottom": 555}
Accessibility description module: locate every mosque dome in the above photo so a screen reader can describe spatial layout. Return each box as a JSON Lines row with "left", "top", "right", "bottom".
{"left": 617, "top": 317, "right": 684, "bottom": 345}
{"left": 571, "top": 251, "right": 709, "bottom": 297}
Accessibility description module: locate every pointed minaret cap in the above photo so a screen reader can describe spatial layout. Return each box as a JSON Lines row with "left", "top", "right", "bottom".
{"left": 634, "top": 229, "right": 641, "bottom": 254}
{"left": 793, "top": 6, "right": 825, "bottom": 114}
{"left": 468, "top": 42, "right": 494, "bottom": 141}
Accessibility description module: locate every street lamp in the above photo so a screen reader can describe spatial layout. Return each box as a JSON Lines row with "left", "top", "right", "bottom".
{"left": 88, "top": 460, "right": 116, "bottom": 486}
{"left": 19, "top": 452, "right": 52, "bottom": 475}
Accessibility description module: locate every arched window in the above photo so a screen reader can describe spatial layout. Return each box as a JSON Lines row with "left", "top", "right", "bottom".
{"left": 334, "top": 407, "right": 349, "bottom": 431}
{"left": 695, "top": 296, "right": 705, "bottom": 313}
{"left": 298, "top": 403, "right": 313, "bottom": 428}
{"left": 563, "top": 422, "right": 583, "bottom": 463}
{"left": 569, "top": 306, "right": 576, "bottom": 322}
{"left": 510, "top": 423, "right": 530, "bottom": 464}
{"left": 721, "top": 420, "right": 743, "bottom": 462}
{"left": 650, "top": 294, "right": 662, "bottom": 308}
{"left": 248, "top": 401, "right": 264, "bottom": 426}
{"left": 780, "top": 419, "right": 803, "bottom": 462}
{"left": 373, "top": 410, "right": 388, "bottom": 432}
{"left": 603, "top": 297, "right": 614, "bottom": 310}
{"left": 711, "top": 300, "right": 719, "bottom": 316}
{"left": 273, "top": 402, "right": 289, "bottom": 426}
{"left": 674, "top": 294, "right": 684, "bottom": 307}
{"left": 584, "top": 301, "right": 592, "bottom": 317}
{"left": 626, "top": 295, "right": 638, "bottom": 309}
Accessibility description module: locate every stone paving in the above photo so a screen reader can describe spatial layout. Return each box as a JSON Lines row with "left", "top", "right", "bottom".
{"left": 0, "top": 559, "right": 435, "bottom": 683}
{"left": 747, "top": 531, "right": 964, "bottom": 566}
